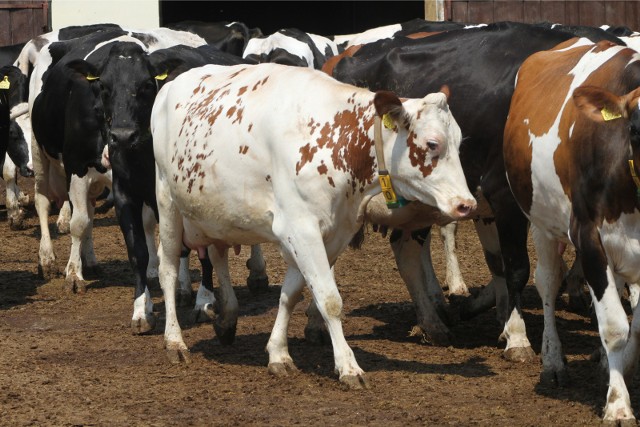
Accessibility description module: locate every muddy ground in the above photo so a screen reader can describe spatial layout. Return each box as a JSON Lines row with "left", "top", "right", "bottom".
{"left": 0, "top": 177, "right": 637, "bottom": 426}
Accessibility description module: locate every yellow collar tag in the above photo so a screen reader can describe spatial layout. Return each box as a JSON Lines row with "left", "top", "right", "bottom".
{"left": 86, "top": 74, "right": 99, "bottom": 81}
{"left": 155, "top": 72, "right": 168, "bottom": 81}
{"left": 382, "top": 113, "right": 395, "bottom": 129}
{"left": 601, "top": 107, "right": 622, "bottom": 121}
{"left": 0, "top": 76, "right": 10, "bottom": 90}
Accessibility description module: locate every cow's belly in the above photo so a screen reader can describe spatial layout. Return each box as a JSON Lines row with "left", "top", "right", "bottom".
{"left": 600, "top": 212, "right": 640, "bottom": 283}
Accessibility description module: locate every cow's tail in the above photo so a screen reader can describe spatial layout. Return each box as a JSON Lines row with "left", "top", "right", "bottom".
{"left": 349, "top": 224, "right": 366, "bottom": 250}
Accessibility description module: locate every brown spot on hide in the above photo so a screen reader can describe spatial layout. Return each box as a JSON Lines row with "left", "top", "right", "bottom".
{"left": 248, "top": 123, "right": 253, "bottom": 132}
{"left": 317, "top": 162, "right": 328, "bottom": 175}
{"left": 239, "top": 145, "right": 249, "bottom": 154}
{"left": 407, "top": 131, "right": 438, "bottom": 177}
{"left": 321, "top": 45, "right": 361, "bottom": 76}
{"left": 266, "top": 175, "right": 271, "bottom": 181}
{"left": 296, "top": 144, "right": 319, "bottom": 175}
{"left": 238, "top": 86, "right": 248, "bottom": 96}
{"left": 328, "top": 177, "right": 335, "bottom": 187}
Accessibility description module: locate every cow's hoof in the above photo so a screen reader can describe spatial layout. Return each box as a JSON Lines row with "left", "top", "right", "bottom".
{"left": 408, "top": 325, "right": 452, "bottom": 346}
{"left": 268, "top": 361, "right": 297, "bottom": 377}
{"left": 601, "top": 417, "right": 637, "bottom": 427}
{"left": 8, "top": 211, "right": 26, "bottom": 230}
{"left": 65, "top": 275, "right": 87, "bottom": 294}
{"left": 214, "top": 320, "right": 237, "bottom": 345}
{"left": 339, "top": 373, "right": 370, "bottom": 390}
{"left": 304, "top": 325, "right": 330, "bottom": 345}
{"left": 56, "top": 221, "right": 70, "bottom": 235}
{"left": 191, "top": 303, "right": 215, "bottom": 323}
{"left": 503, "top": 346, "right": 536, "bottom": 363}
{"left": 38, "top": 262, "right": 60, "bottom": 280}
{"left": 82, "top": 265, "right": 101, "bottom": 280}
{"left": 176, "top": 289, "right": 194, "bottom": 307}
{"left": 539, "top": 367, "right": 569, "bottom": 387}
{"left": 165, "top": 345, "right": 190, "bottom": 364}
{"left": 247, "top": 275, "right": 269, "bottom": 294}
{"left": 131, "top": 314, "right": 156, "bottom": 335}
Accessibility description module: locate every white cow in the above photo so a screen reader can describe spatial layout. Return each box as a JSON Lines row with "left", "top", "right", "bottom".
{"left": 152, "top": 62, "right": 476, "bottom": 387}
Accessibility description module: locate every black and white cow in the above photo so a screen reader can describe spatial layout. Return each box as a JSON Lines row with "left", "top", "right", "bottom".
{"left": 324, "top": 21, "right": 624, "bottom": 357}
{"left": 29, "top": 26, "right": 249, "bottom": 334}
{"left": 243, "top": 27, "right": 338, "bottom": 69}
{"left": 166, "top": 20, "right": 263, "bottom": 57}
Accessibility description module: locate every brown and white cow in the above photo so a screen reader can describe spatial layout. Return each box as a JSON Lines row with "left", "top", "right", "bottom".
{"left": 151, "top": 62, "right": 476, "bottom": 387}
{"left": 504, "top": 38, "right": 640, "bottom": 423}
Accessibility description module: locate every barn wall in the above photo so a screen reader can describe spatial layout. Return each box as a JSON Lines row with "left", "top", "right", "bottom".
{"left": 51, "top": 0, "right": 159, "bottom": 30}
{"left": 446, "top": 0, "right": 639, "bottom": 29}
{"left": 0, "top": 1, "right": 49, "bottom": 45}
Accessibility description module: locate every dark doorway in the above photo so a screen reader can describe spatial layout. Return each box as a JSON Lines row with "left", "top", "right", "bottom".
{"left": 160, "top": 1, "right": 425, "bottom": 37}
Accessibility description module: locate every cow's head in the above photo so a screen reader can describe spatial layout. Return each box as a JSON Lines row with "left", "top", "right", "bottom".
{"left": 573, "top": 85, "right": 640, "bottom": 188}
{"left": 0, "top": 65, "right": 31, "bottom": 176}
{"left": 66, "top": 42, "right": 161, "bottom": 173}
{"left": 374, "top": 87, "right": 476, "bottom": 220}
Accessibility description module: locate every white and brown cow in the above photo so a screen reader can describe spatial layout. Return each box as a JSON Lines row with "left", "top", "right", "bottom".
{"left": 151, "top": 62, "right": 475, "bottom": 387}
{"left": 504, "top": 38, "right": 640, "bottom": 423}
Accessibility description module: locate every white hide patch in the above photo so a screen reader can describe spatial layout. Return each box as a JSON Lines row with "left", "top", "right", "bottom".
{"left": 599, "top": 212, "right": 640, "bottom": 284}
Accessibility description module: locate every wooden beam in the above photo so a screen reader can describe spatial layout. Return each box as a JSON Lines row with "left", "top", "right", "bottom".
{"left": 425, "top": 0, "right": 444, "bottom": 21}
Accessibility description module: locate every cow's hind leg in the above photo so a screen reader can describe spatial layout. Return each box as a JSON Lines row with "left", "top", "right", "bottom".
{"left": 267, "top": 266, "right": 305, "bottom": 376}
{"left": 3, "top": 159, "right": 26, "bottom": 230}
{"left": 532, "top": 225, "right": 569, "bottom": 386}
{"left": 56, "top": 201, "right": 71, "bottom": 234}
{"left": 191, "top": 247, "right": 216, "bottom": 323}
{"left": 439, "top": 222, "right": 468, "bottom": 296}
{"left": 32, "top": 140, "right": 58, "bottom": 279}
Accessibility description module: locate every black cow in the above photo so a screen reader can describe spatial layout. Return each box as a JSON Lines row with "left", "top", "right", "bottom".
{"left": 30, "top": 28, "right": 248, "bottom": 334}
{"left": 166, "top": 20, "right": 263, "bottom": 57}
{"left": 323, "top": 21, "right": 625, "bottom": 358}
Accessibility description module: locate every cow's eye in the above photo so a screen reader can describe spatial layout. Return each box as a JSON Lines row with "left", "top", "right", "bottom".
{"left": 427, "top": 140, "right": 439, "bottom": 151}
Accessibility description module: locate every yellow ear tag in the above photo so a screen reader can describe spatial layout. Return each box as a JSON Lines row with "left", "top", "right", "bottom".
{"left": 86, "top": 74, "right": 99, "bottom": 81}
{"left": 155, "top": 72, "right": 168, "bottom": 81}
{"left": 601, "top": 107, "right": 622, "bottom": 121}
{"left": 382, "top": 113, "right": 395, "bottom": 129}
{"left": 0, "top": 76, "right": 10, "bottom": 90}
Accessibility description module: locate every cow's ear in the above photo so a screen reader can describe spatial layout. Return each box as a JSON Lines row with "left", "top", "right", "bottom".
{"left": 150, "top": 57, "right": 186, "bottom": 84}
{"left": 439, "top": 85, "right": 451, "bottom": 100}
{"left": 66, "top": 59, "right": 100, "bottom": 82}
{"left": 573, "top": 85, "right": 626, "bottom": 122}
{"left": 374, "top": 90, "right": 403, "bottom": 119}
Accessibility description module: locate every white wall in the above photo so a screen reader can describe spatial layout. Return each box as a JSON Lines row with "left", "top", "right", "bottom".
{"left": 51, "top": 0, "right": 160, "bottom": 30}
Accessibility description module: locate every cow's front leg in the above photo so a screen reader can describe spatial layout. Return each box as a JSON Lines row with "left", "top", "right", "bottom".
{"left": 439, "top": 222, "right": 468, "bottom": 295}
{"left": 246, "top": 244, "right": 269, "bottom": 293}
{"left": 208, "top": 246, "right": 239, "bottom": 344}
{"left": 143, "top": 203, "right": 159, "bottom": 280}
{"left": 391, "top": 227, "right": 453, "bottom": 346}
{"left": 114, "top": 186, "right": 155, "bottom": 335}
{"left": 56, "top": 200, "right": 71, "bottom": 234}
{"left": 274, "top": 218, "right": 367, "bottom": 389}
{"left": 3, "top": 159, "right": 27, "bottom": 230}
{"left": 65, "top": 175, "right": 94, "bottom": 293}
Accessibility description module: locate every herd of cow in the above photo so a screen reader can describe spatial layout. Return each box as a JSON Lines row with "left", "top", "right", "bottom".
{"left": 1, "top": 17, "right": 640, "bottom": 423}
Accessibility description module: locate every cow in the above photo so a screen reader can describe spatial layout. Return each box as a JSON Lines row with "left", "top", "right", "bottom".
{"left": 503, "top": 37, "right": 640, "bottom": 424}
{"left": 331, "top": 18, "right": 467, "bottom": 50}
{"left": 243, "top": 28, "right": 338, "bottom": 69}
{"left": 165, "top": 20, "right": 263, "bottom": 57}
{"left": 151, "top": 61, "right": 475, "bottom": 387}
{"left": 29, "top": 27, "right": 252, "bottom": 334}
{"left": 324, "top": 21, "right": 624, "bottom": 357}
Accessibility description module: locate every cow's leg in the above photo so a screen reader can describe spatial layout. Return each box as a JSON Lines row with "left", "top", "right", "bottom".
{"left": 623, "top": 297, "right": 640, "bottom": 384}
{"left": 143, "top": 203, "right": 159, "bottom": 280}
{"left": 246, "top": 244, "right": 269, "bottom": 294}
{"left": 56, "top": 201, "right": 71, "bottom": 234}
{"left": 492, "top": 199, "right": 534, "bottom": 362}
{"left": 192, "top": 247, "right": 216, "bottom": 323}
{"left": 460, "top": 220, "right": 504, "bottom": 319}
{"left": 157, "top": 176, "right": 189, "bottom": 362}
{"left": 113, "top": 184, "right": 155, "bottom": 335}
{"left": 65, "top": 175, "right": 94, "bottom": 293}
{"left": 390, "top": 227, "right": 453, "bottom": 346}
{"left": 531, "top": 225, "right": 568, "bottom": 386}
{"left": 176, "top": 246, "right": 194, "bottom": 306}
{"left": 628, "top": 283, "right": 640, "bottom": 311}
{"left": 273, "top": 218, "right": 367, "bottom": 388}
{"left": 3, "top": 158, "right": 26, "bottom": 230}
{"left": 267, "top": 266, "right": 305, "bottom": 376}
{"left": 208, "top": 246, "right": 239, "bottom": 344}
{"left": 439, "top": 222, "right": 468, "bottom": 296}
{"left": 32, "top": 140, "right": 58, "bottom": 279}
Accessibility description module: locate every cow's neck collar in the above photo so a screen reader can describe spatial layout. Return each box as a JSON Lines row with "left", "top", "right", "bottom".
{"left": 628, "top": 159, "right": 640, "bottom": 199}
{"left": 374, "top": 115, "right": 409, "bottom": 209}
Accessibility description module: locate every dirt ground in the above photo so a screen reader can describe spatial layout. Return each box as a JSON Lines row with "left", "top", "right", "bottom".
{"left": 0, "top": 177, "right": 638, "bottom": 426}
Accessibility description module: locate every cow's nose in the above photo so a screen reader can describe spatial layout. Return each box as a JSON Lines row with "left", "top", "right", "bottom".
{"left": 110, "top": 128, "right": 138, "bottom": 146}
{"left": 453, "top": 198, "right": 477, "bottom": 219}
